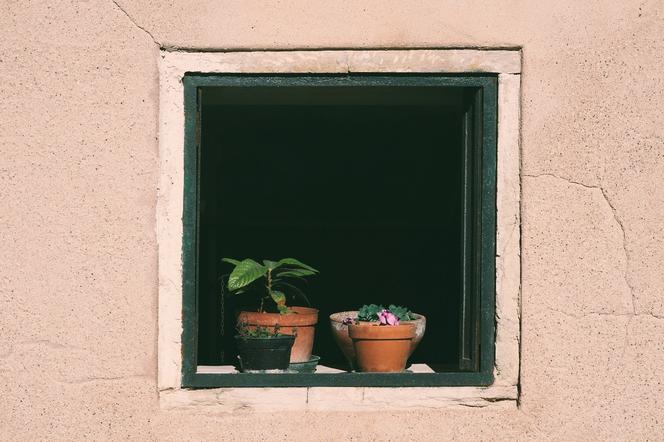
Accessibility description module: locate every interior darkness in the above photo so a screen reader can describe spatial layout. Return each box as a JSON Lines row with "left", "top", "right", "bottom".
{"left": 197, "top": 86, "right": 465, "bottom": 371}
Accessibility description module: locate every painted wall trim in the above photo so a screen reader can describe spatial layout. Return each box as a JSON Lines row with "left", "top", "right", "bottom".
{"left": 157, "top": 49, "right": 521, "bottom": 410}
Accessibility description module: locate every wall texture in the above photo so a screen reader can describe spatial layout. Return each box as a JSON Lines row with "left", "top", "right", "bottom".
{"left": 1, "top": 0, "right": 662, "bottom": 440}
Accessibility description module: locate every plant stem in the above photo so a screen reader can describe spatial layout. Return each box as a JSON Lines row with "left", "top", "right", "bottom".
{"left": 258, "top": 269, "right": 273, "bottom": 314}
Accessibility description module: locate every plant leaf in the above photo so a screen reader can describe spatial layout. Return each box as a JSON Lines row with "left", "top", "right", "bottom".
{"left": 388, "top": 304, "right": 414, "bottom": 321}
{"left": 275, "top": 269, "right": 317, "bottom": 278}
{"left": 222, "top": 258, "right": 242, "bottom": 266}
{"left": 358, "top": 304, "right": 384, "bottom": 322}
{"left": 227, "top": 259, "right": 267, "bottom": 291}
{"left": 277, "top": 258, "right": 318, "bottom": 273}
{"left": 274, "top": 274, "right": 308, "bottom": 285}
{"left": 273, "top": 281, "right": 312, "bottom": 307}
{"left": 262, "top": 260, "right": 282, "bottom": 270}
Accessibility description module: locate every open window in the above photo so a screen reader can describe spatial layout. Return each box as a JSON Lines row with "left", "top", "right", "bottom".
{"left": 181, "top": 74, "right": 497, "bottom": 387}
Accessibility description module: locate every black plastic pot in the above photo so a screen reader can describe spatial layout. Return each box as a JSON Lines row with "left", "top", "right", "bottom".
{"left": 235, "top": 335, "right": 296, "bottom": 372}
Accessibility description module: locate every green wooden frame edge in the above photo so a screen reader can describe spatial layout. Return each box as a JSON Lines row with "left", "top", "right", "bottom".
{"left": 180, "top": 73, "right": 497, "bottom": 388}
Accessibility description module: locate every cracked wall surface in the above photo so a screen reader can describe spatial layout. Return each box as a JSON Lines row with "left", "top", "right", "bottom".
{"left": 1, "top": 0, "right": 663, "bottom": 440}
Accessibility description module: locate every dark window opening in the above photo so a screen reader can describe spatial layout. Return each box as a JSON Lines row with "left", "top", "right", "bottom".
{"left": 182, "top": 75, "right": 497, "bottom": 388}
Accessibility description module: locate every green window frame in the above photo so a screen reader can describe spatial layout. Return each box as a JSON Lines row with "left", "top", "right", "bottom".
{"left": 180, "top": 74, "right": 497, "bottom": 388}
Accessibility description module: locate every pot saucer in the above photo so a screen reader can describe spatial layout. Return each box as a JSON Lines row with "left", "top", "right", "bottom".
{"left": 288, "top": 355, "right": 321, "bottom": 373}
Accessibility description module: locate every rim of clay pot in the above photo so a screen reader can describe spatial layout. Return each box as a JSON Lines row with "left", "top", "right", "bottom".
{"left": 234, "top": 334, "right": 296, "bottom": 347}
{"left": 238, "top": 306, "right": 319, "bottom": 326}
{"left": 348, "top": 323, "right": 416, "bottom": 339}
{"left": 330, "top": 310, "right": 426, "bottom": 324}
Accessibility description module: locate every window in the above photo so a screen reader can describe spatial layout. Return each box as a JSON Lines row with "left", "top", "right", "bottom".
{"left": 180, "top": 74, "right": 497, "bottom": 388}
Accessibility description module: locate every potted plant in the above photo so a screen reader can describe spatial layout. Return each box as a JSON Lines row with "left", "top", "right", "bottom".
{"left": 347, "top": 304, "right": 417, "bottom": 373}
{"left": 330, "top": 304, "right": 426, "bottom": 371}
{"left": 223, "top": 258, "right": 319, "bottom": 363}
{"left": 235, "top": 323, "right": 295, "bottom": 372}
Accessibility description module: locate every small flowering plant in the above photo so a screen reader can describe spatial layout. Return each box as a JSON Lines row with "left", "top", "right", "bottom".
{"left": 356, "top": 304, "right": 414, "bottom": 326}
{"left": 236, "top": 322, "right": 288, "bottom": 338}
{"left": 377, "top": 309, "right": 400, "bottom": 325}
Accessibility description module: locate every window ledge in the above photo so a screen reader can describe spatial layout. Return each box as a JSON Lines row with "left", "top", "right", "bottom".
{"left": 161, "top": 365, "right": 517, "bottom": 411}
{"left": 160, "top": 385, "right": 517, "bottom": 412}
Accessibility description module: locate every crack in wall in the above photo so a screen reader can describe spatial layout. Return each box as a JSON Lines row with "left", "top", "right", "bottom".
{"left": 111, "top": 0, "right": 160, "bottom": 46}
{"left": 543, "top": 306, "right": 662, "bottom": 320}
{"left": 598, "top": 186, "right": 637, "bottom": 314}
{"left": 545, "top": 306, "right": 630, "bottom": 319}
{"left": 524, "top": 173, "right": 636, "bottom": 315}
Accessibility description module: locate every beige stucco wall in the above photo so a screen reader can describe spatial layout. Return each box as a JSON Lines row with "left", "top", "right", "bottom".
{"left": 1, "top": 1, "right": 662, "bottom": 440}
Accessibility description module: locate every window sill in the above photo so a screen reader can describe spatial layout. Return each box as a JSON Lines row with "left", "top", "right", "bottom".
{"left": 159, "top": 364, "right": 518, "bottom": 413}
{"left": 159, "top": 385, "right": 517, "bottom": 412}
{"left": 160, "top": 365, "right": 517, "bottom": 412}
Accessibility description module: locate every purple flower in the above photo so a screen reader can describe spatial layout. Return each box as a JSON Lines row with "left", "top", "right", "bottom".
{"left": 342, "top": 317, "right": 355, "bottom": 325}
{"left": 377, "top": 309, "right": 399, "bottom": 326}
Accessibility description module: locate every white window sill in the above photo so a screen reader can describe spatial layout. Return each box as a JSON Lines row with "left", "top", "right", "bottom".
{"left": 160, "top": 385, "right": 518, "bottom": 412}
{"left": 160, "top": 364, "right": 517, "bottom": 411}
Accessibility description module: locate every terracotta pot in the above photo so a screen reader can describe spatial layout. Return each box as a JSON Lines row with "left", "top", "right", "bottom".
{"left": 329, "top": 311, "right": 426, "bottom": 370}
{"left": 349, "top": 322, "right": 416, "bottom": 372}
{"left": 237, "top": 306, "right": 318, "bottom": 363}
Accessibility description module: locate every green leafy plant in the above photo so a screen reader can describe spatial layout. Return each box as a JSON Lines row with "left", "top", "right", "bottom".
{"left": 357, "top": 304, "right": 414, "bottom": 325}
{"left": 236, "top": 322, "right": 286, "bottom": 338}
{"left": 222, "top": 258, "right": 319, "bottom": 314}
{"left": 386, "top": 305, "right": 414, "bottom": 321}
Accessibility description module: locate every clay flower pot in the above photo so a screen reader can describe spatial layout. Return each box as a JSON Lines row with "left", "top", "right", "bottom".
{"left": 237, "top": 306, "right": 318, "bottom": 363}
{"left": 329, "top": 311, "right": 426, "bottom": 370}
{"left": 348, "top": 322, "right": 416, "bottom": 372}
